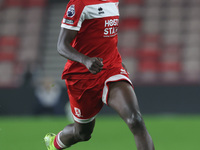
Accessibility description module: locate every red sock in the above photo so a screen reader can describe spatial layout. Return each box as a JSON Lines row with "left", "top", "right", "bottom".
{"left": 54, "top": 131, "right": 67, "bottom": 149}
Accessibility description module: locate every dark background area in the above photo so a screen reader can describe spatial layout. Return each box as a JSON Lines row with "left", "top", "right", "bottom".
{"left": 1, "top": 85, "right": 200, "bottom": 115}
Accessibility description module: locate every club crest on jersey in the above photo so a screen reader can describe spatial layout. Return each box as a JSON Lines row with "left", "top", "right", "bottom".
{"left": 67, "top": 5, "right": 75, "bottom": 17}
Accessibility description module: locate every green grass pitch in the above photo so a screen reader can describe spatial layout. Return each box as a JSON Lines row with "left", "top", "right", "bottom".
{"left": 0, "top": 115, "right": 200, "bottom": 150}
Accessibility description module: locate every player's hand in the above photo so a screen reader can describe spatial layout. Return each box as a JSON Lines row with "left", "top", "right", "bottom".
{"left": 83, "top": 57, "right": 103, "bottom": 74}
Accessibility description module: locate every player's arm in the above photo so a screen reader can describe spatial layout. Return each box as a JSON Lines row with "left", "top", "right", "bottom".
{"left": 57, "top": 28, "right": 103, "bottom": 74}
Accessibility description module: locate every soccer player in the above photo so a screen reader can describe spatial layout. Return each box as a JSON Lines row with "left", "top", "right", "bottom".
{"left": 44, "top": 0, "right": 155, "bottom": 150}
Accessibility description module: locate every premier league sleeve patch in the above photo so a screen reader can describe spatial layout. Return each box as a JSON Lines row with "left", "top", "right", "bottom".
{"left": 67, "top": 5, "right": 75, "bottom": 18}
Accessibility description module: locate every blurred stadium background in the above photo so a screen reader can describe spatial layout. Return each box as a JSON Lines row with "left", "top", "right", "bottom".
{"left": 0, "top": 0, "right": 200, "bottom": 149}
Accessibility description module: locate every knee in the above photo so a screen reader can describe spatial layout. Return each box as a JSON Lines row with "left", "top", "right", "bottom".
{"left": 75, "top": 130, "right": 92, "bottom": 142}
{"left": 125, "top": 112, "right": 145, "bottom": 132}
{"left": 78, "top": 133, "right": 91, "bottom": 141}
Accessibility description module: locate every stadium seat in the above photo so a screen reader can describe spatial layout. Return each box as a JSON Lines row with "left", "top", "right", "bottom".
{"left": 22, "top": 22, "right": 41, "bottom": 36}
{"left": 141, "top": 34, "right": 160, "bottom": 44}
{"left": 24, "top": 7, "right": 44, "bottom": 22}
{"left": 144, "top": 7, "right": 161, "bottom": 19}
{"left": 119, "top": 47, "right": 135, "bottom": 58}
{"left": 167, "top": 0, "right": 185, "bottom": 5}
{"left": 186, "top": 6, "right": 200, "bottom": 18}
{"left": 3, "top": 0, "right": 24, "bottom": 7}
{"left": 183, "top": 33, "right": 200, "bottom": 46}
{"left": 120, "top": 18, "right": 141, "bottom": 30}
{"left": 160, "top": 61, "right": 181, "bottom": 73}
{"left": 119, "top": 30, "right": 139, "bottom": 48}
{"left": 18, "top": 47, "right": 38, "bottom": 62}
{"left": 182, "top": 46, "right": 200, "bottom": 60}
{"left": 145, "top": 0, "right": 163, "bottom": 5}
{"left": 159, "top": 56, "right": 181, "bottom": 83}
{"left": 0, "top": 51, "right": 16, "bottom": 61}
{"left": 190, "top": 0, "right": 200, "bottom": 5}
{"left": 138, "top": 60, "right": 159, "bottom": 72}
{"left": 0, "top": 45, "right": 15, "bottom": 53}
{"left": 1, "top": 23, "right": 19, "bottom": 36}
{"left": 0, "top": 61, "right": 14, "bottom": 87}
{"left": 161, "top": 45, "right": 181, "bottom": 62}
{"left": 184, "top": 18, "right": 200, "bottom": 33}
{"left": 182, "top": 60, "right": 200, "bottom": 82}
{"left": 136, "top": 45, "right": 161, "bottom": 61}
{"left": 0, "top": 0, "right": 3, "bottom": 7}
{"left": 165, "top": 6, "right": 183, "bottom": 19}
{"left": 142, "top": 19, "right": 161, "bottom": 34}
{"left": 161, "top": 71, "right": 180, "bottom": 83}
{"left": 137, "top": 60, "right": 158, "bottom": 83}
{"left": 162, "top": 33, "right": 182, "bottom": 45}
{"left": 163, "top": 19, "right": 182, "bottom": 33}
{"left": 25, "top": 0, "right": 47, "bottom": 7}
{"left": 0, "top": 36, "right": 19, "bottom": 47}
{"left": 19, "top": 35, "right": 40, "bottom": 62}
{"left": 20, "top": 35, "right": 39, "bottom": 51}
{"left": 122, "top": 0, "right": 143, "bottom": 5}
{"left": 120, "top": 5, "right": 141, "bottom": 18}
{"left": 0, "top": 36, "right": 19, "bottom": 61}
{"left": 1, "top": 7, "right": 22, "bottom": 23}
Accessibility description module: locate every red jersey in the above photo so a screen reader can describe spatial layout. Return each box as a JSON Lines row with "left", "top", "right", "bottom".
{"left": 61, "top": 0, "right": 122, "bottom": 79}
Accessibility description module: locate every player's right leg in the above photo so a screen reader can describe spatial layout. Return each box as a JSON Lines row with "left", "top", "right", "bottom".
{"left": 107, "top": 81, "right": 154, "bottom": 150}
{"left": 44, "top": 120, "right": 95, "bottom": 150}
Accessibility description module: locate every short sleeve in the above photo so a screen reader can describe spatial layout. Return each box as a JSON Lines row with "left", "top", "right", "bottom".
{"left": 61, "top": 0, "right": 85, "bottom": 31}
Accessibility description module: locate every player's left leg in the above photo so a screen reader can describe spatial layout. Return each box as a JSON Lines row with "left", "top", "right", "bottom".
{"left": 59, "top": 119, "right": 95, "bottom": 147}
{"left": 44, "top": 120, "right": 95, "bottom": 150}
{"left": 107, "top": 81, "right": 155, "bottom": 150}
